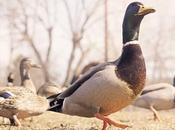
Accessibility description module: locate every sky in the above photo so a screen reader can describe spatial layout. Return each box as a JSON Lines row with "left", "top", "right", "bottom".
{"left": 0, "top": 0, "right": 175, "bottom": 83}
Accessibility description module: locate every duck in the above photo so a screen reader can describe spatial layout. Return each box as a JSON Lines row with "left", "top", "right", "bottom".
{"left": 19, "top": 58, "right": 40, "bottom": 93}
{"left": 37, "top": 81, "right": 62, "bottom": 98}
{"left": 7, "top": 72, "right": 15, "bottom": 87}
{"left": 133, "top": 83, "right": 175, "bottom": 121}
{"left": 47, "top": 2, "right": 155, "bottom": 130}
{"left": 70, "top": 61, "right": 100, "bottom": 84}
{"left": 0, "top": 58, "right": 49, "bottom": 126}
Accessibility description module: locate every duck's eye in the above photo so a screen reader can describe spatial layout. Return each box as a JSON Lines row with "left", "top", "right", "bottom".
{"left": 140, "top": 5, "right": 144, "bottom": 9}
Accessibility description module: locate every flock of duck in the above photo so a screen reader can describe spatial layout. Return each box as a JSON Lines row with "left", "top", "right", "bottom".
{"left": 0, "top": 2, "right": 174, "bottom": 130}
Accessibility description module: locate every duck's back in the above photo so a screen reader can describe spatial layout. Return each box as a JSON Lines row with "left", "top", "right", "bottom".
{"left": 134, "top": 84, "right": 175, "bottom": 110}
{"left": 38, "top": 85, "right": 61, "bottom": 97}
{"left": 141, "top": 83, "right": 173, "bottom": 95}
{"left": 0, "top": 87, "right": 48, "bottom": 119}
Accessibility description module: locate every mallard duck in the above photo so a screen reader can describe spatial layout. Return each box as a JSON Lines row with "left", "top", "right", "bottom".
{"left": 37, "top": 81, "right": 62, "bottom": 98}
{"left": 19, "top": 58, "right": 40, "bottom": 93}
{"left": 48, "top": 2, "right": 155, "bottom": 130}
{"left": 133, "top": 83, "right": 175, "bottom": 121}
{"left": 0, "top": 58, "right": 49, "bottom": 126}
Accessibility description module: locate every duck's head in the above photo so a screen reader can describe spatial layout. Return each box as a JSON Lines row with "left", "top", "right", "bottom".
{"left": 123, "top": 2, "right": 155, "bottom": 43}
{"left": 20, "top": 58, "right": 41, "bottom": 70}
{"left": 125, "top": 2, "right": 155, "bottom": 17}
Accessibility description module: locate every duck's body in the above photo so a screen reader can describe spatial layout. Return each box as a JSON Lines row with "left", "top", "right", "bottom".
{"left": 0, "top": 58, "right": 48, "bottom": 126}
{"left": 63, "top": 55, "right": 145, "bottom": 117}
{"left": 135, "top": 83, "right": 175, "bottom": 110}
{"left": 134, "top": 83, "right": 175, "bottom": 120}
{"left": 37, "top": 82, "right": 61, "bottom": 97}
{"left": 49, "top": 43, "right": 145, "bottom": 129}
{"left": 48, "top": 2, "right": 155, "bottom": 130}
{"left": 0, "top": 87, "right": 48, "bottom": 119}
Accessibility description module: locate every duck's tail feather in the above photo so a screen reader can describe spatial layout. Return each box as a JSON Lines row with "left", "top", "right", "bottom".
{"left": 47, "top": 93, "right": 64, "bottom": 112}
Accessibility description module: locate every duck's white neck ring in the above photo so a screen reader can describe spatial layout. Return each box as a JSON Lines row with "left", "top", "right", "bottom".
{"left": 123, "top": 40, "right": 139, "bottom": 47}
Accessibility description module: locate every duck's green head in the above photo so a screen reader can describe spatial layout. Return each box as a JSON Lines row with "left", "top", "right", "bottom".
{"left": 123, "top": 2, "right": 155, "bottom": 43}
{"left": 126, "top": 2, "right": 155, "bottom": 17}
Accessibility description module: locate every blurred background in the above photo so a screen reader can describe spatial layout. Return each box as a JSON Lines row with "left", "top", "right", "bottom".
{"left": 0, "top": 0, "right": 174, "bottom": 89}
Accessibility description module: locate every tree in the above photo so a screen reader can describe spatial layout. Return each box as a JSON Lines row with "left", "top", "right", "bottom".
{"left": 5, "top": 0, "right": 58, "bottom": 82}
{"left": 62, "top": 0, "right": 103, "bottom": 86}
{"left": 104, "top": 0, "right": 109, "bottom": 62}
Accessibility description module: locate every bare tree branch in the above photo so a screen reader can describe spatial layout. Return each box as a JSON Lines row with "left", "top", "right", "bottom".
{"left": 72, "top": 46, "right": 91, "bottom": 78}
{"left": 62, "top": 0, "right": 74, "bottom": 34}
{"left": 6, "top": 0, "right": 59, "bottom": 82}
{"left": 46, "top": 27, "right": 53, "bottom": 63}
{"left": 62, "top": 0, "right": 103, "bottom": 86}
{"left": 104, "top": 0, "right": 109, "bottom": 62}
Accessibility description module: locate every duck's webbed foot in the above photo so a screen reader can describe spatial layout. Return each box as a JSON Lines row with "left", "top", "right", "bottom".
{"left": 95, "top": 113, "right": 130, "bottom": 130}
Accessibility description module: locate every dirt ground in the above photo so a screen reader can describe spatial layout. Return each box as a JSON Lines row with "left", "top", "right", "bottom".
{"left": 0, "top": 106, "right": 175, "bottom": 130}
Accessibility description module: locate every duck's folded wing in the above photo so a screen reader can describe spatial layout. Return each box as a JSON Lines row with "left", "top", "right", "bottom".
{"left": 47, "top": 62, "right": 113, "bottom": 103}
{"left": 47, "top": 63, "right": 111, "bottom": 111}
{"left": 47, "top": 60, "right": 121, "bottom": 111}
{"left": 59, "top": 63, "right": 113, "bottom": 99}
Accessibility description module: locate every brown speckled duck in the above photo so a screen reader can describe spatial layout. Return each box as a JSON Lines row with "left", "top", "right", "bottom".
{"left": 19, "top": 58, "right": 39, "bottom": 93}
{"left": 48, "top": 2, "right": 155, "bottom": 130}
{"left": 0, "top": 58, "right": 49, "bottom": 126}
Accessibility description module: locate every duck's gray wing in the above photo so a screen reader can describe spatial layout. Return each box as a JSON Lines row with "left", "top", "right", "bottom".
{"left": 59, "top": 62, "right": 113, "bottom": 99}
{"left": 47, "top": 59, "right": 120, "bottom": 111}
{"left": 47, "top": 62, "right": 112, "bottom": 111}
{"left": 58, "top": 57, "right": 121, "bottom": 99}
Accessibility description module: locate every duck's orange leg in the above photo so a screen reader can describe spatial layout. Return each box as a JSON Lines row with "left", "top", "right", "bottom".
{"left": 95, "top": 113, "right": 130, "bottom": 130}
{"left": 150, "top": 105, "right": 161, "bottom": 121}
{"left": 102, "top": 120, "right": 108, "bottom": 130}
